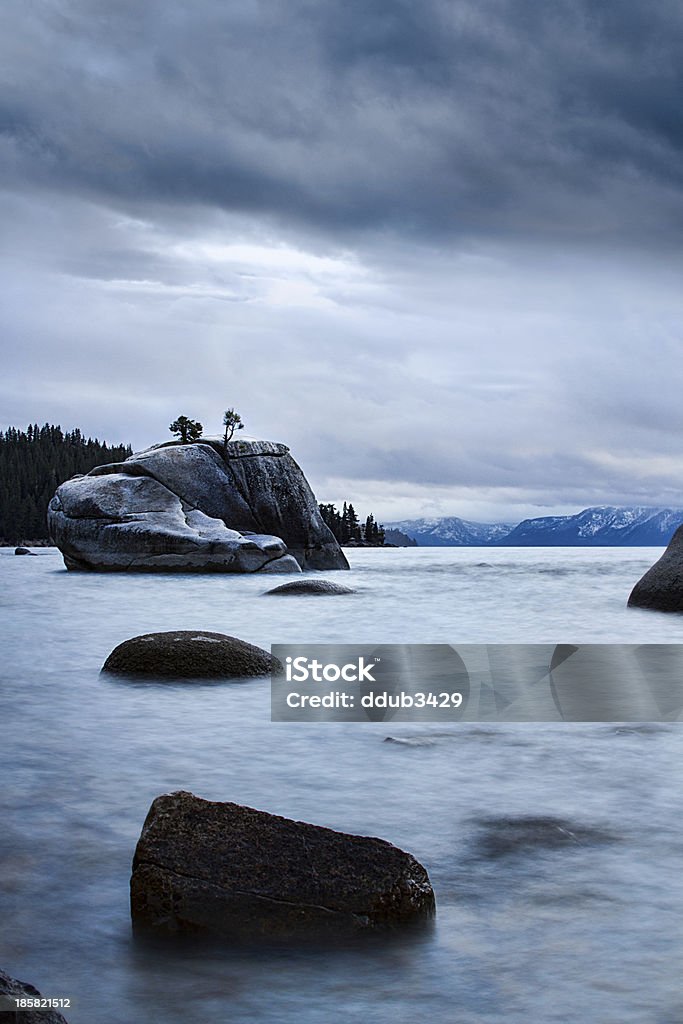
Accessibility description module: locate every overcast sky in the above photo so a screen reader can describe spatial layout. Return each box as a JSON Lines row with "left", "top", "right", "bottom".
{"left": 2, "top": 0, "right": 683, "bottom": 522}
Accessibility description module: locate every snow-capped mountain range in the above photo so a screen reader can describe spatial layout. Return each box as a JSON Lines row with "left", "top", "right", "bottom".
{"left": 387, "top": 516, "right": 514, "bottom": 546}
{"left": 387, "top": 507, "right": 683, "bottom": 546}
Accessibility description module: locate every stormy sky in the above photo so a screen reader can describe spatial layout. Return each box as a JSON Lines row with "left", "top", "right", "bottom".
{"left": 2, "top": 0, "right": 683, "bottom": 522}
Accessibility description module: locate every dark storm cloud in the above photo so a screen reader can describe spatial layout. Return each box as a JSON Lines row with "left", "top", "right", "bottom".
{"left": 2, "top": 0, "right": 683, "bottom": 521}
{"left": 2, "top": 0, "right": 683, "bottom": 243}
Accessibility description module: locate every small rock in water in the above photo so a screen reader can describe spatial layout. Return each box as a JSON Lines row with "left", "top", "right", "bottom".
{"left": 0, "top": 968, "right": 70, "bottom": 1022}
{"left": 384, "top": 736, "right": 443, "bottom": 747}
{"left": 101, "top": 631, "right": 277, "bottom": 679}
{"left": 130, "top": 791, "right": 435, "bottom": 941}
{"left": 265, "top": 579, "right": 356, "bottom": 595}
{"left": 14, "top": 546, "right": 35, "bottom": 555}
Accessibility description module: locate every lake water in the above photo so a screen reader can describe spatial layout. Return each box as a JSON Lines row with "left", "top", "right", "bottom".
{"left": 1, "top": 546, "right": 683, "bottom": 1023}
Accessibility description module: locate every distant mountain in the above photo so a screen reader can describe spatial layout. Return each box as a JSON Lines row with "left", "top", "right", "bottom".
{"left": 499, "top": 506, "right": 683, "bottom": 546}
{"left": 387, "top": 516, "right": 514, "bottom": 546}
{"left": 388, "top": 507, "right": 683, "bottom": 547}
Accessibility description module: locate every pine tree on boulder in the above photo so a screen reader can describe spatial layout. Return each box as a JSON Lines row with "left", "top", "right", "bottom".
{"left": 169, "top": 416, "right": 203, "bottom": 444}
{"left": 222, "top": 408, "right": 244, "bottom": 447}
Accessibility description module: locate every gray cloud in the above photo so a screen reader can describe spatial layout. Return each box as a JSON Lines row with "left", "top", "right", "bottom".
{"left": 1, "top": 1, "right": 683, "bottom": 520}
{"left": 2, "top": 0, "right": 683, "bottom": 243}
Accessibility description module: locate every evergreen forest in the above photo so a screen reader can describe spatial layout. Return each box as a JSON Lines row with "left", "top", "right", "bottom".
{"left": 0, "top": 424, "right": 132, "bottom": 543}
{"left": 318, "top": 502, "right": 386, "bottom": 545}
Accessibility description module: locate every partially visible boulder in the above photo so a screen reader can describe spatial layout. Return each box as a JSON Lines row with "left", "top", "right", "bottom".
{"left": 628, "top": 527, "right": 683, "bottom": 611}
{"left": 130, "top": 791, "right": 435, "bottom": 941}
{"left": 265, "top": 579, "right": 356, "bottom": 595}
{"left": 0, "top": 968, "right": 69, "bottom": 1022}
{"left": 48, "top": 438, "right": 347, "bottom": 573}
{"left": 102, "top": 631, "right": 277, "bottom": 679}
{"left": 14, "top": 546, "right": 35, "bottom": 555}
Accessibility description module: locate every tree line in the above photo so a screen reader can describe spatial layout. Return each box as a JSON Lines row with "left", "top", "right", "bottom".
{"left": 0, "top": 419, "right": 391, "bottom": 549}
{"left": 318, "top": 502, "right": 386, "bottom": 546}
{"left": 0, "top": 424, "right": 132, "bottom": 543}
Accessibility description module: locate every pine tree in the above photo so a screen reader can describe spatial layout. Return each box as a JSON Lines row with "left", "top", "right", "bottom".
{"left": 318, "top": 502, "right": 385, "bottom": 546}
{"left": 340, "top": 502, "right": 349, "bottom": 543}
{"left": 222, "top": 408, "right": 244, "bottom": 446}
{"left": 169, "top": 416, "right": 203, "bottom": 443}
{"left": 347, "top": 503, "right": 360, "bottom": 541}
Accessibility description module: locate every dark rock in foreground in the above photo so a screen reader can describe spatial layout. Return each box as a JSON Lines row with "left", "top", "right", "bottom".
{"left": 102, "top": 631, "right": 276, "bottom": 679}
{"left": 130, "top": 791, "right": 435, "bottom": 941}
{"left": 14, "top": 546, "right": 35, "bottom": 555}
{"left": 265, "top": 579, "right": 356, "bottom": 595}
{"left": 628, "top": 526, "right": 683, "bottom": 611}
{"left": 0, "top": 969, "right": 69, "bottom": 1023}
{"left": 47, "top": 437, "right": 348, "bottom": 573}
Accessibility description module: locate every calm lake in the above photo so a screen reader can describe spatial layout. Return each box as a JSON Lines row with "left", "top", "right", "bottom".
{"left": 1, "top": 546, "right": 682, "bottom": 1023}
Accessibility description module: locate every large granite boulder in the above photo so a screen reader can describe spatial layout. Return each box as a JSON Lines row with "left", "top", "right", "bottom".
{"left": 0, "top": 968, "right": 69, "bottom": 1022}
{"left": 102, "top": 631, "right": 277, "bottom": 679}
{"left": 47, "top": 437, "right": 347, "bottom": 573}
{"left": 628, "top": 525, "right": 683, "bottom": 611}
{"left": 130, "top": 791, "right": 435, "bottom": 941}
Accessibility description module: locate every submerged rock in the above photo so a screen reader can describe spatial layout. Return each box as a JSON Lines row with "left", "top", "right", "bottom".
{"left": 628, "top": 527, "right": 683, "bottom": 611}
{"left": 130, "top": 791, "right": 435, "bottom": 941}
{"left": 102, "top": 631, "right": 277, "bottom": 679}
{"left": 265, "top": 579, "right": 356, "bottom": 595}
{"left": 47, "top": 438, "right": 348, "bottom": 573}
{"left": 0, "top": 968, "right": 69, "bottom": 1023}
{"left": 470, "top": 815, "right": 617, "bottom": 860}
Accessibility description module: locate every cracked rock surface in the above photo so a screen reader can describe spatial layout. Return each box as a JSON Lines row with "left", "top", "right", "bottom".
{"left": 130, "top": 791, "right": 435, "bottom": 941}
{"left": 47, "top": 438, "right": 348, "bottom": 572}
